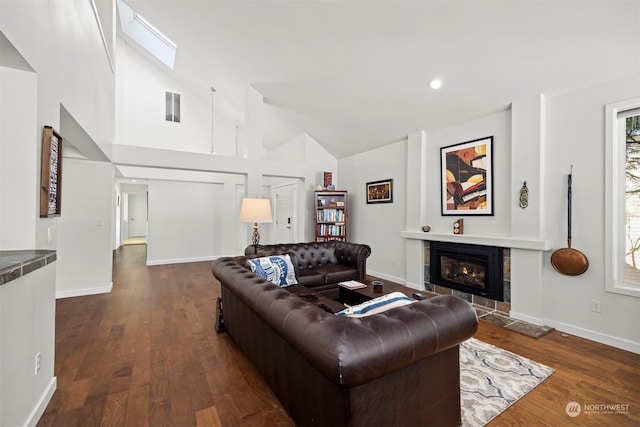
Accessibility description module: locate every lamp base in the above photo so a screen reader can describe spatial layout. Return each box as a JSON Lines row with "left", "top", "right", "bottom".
{"left": 252, "top": 223, "right": 260, "bottom": 255}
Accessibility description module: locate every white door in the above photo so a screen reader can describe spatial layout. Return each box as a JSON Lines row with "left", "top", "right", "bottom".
{"left": 128, "top": 193, "right": 148, "bottom": 237}
{"left": 273, "top": 184, "right": 297, "bottom": 244}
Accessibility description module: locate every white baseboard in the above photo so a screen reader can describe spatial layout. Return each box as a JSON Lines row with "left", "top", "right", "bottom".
{"left": 509, "top": 311, "right": 639, "bottom": 354}
{"left": 402, "top": 281, "right": 422, "bottom": 291}
{"left": 509, "top": 310, "right": 545, "bottom": 326}
{"left": 26, "top": 376, "right": 57, "bottom": 427}
{"left": 366, "top": 270, "right": 419, "bottom": 289}
{"left": 543, "top": 319, "right": 640, "bottom": 354}
{"left": 56, "top": 282, "right": 113, "bottom": 299}
{"left": 146, "top": 255, "right": 222, "bottom": 266}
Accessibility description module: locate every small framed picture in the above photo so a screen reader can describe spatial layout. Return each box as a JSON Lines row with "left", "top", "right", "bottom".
{"left": 440, "top": 136, "right": 494, "bottom": 215}
{"left": 367, "top": 179, "right": 393, "bottom": 204}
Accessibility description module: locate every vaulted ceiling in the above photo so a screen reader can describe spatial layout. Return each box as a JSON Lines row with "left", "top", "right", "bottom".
{"left": 126, "top": 0, "right": 640, "bottom": 158}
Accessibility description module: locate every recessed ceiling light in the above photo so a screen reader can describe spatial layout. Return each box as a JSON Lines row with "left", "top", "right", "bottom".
{"left": 429, "top": 79, "right": 443, "bottom": 90}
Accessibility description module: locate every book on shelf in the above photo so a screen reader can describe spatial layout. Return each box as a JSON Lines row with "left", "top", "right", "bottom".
{"left": 339, "top": 280, "right": 366, "bottom": 290}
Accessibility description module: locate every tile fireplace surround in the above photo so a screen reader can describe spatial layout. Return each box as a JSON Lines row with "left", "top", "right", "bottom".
{"left": 424, "top": 241, "right": 511, "bottom": 313}
{"left": 401, "top": 230, "right": 553, "bottom": 332}
{"left": 422, "top": 240, "right": 554, "bottom": 338}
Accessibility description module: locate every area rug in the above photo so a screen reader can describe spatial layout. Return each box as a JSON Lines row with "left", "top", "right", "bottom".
{"left": 460, "top": 338, "right": 555, "bottom": 426}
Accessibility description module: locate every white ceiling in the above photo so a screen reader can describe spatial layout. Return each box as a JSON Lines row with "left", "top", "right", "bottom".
{"left": 126, "top": 0, "right": 640, "bottom": 159}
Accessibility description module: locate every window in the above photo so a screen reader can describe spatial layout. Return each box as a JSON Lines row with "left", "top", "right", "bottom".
{"left": 605, "top": 98, "right": 640, "bottom": 297}
{"left": 165, "top": 92, "right": 180, "bottom": 123}
{"left": 117, "top": 0, "right": 177, "bottom": 69}
{"left": 625, "top": 112, "right": 640, "bottom": 282}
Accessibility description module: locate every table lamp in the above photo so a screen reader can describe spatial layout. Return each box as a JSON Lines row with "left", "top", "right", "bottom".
{"left": 239, "top": 198, "right": 273, "bottom": 254}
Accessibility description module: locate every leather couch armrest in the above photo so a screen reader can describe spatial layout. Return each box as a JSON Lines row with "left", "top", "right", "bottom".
{"left": 334, "top": 242, "right": 371, "bottom": 280}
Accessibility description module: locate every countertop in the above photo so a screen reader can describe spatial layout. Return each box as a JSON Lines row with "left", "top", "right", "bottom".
{"left": 0, "top": 250, "right": 57, "bottom": 285}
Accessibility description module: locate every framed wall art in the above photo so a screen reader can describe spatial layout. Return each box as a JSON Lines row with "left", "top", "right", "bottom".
{"left": 440, "top": 136, "right": 493, "bottom": 216}
{"left": 366, "top": 179, "right": 393, "bottom": 204}
{"left": 40, "top": 126, "right": 63, "bottom": 217}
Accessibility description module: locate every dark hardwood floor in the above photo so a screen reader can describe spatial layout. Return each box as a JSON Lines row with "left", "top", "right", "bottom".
{"left": 39, "top": 244, "right": 639, "bottom": 426}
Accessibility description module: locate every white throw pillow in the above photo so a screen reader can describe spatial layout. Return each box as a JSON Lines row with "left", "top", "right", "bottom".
{"left": 335, "top": 292, "right": 415, "bottom": 318}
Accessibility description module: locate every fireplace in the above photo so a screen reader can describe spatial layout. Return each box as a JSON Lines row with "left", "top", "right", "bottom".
{"left": 430, "top": 241, "right": 504, "bottom": 301}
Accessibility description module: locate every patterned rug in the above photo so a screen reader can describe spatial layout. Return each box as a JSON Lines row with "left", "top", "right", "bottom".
{"left": 460, "top": 338, "right": 555, "bottom": 426}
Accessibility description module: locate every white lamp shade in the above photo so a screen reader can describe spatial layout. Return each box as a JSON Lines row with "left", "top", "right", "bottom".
{"left": 239, "top": 198, "right": 273, "bottom": 223}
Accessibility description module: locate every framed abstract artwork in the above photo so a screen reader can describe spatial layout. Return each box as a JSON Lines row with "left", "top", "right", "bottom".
{"left": 440, "top": 136, "right": 493, "bottom": 216}
{"left": 366, "top": 179, "right": 393, "bottom": 204}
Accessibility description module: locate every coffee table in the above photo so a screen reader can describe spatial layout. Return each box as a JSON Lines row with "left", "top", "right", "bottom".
{"left": 338, "top": 277, "right": 427, "bottom": 306}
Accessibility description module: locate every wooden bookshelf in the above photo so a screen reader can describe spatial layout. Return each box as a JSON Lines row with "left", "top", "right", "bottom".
{"left": 315, "top": 190, "right": 348, "bottom": 242}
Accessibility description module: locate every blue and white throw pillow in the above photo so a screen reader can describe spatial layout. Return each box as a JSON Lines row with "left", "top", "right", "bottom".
{"left": 246, "top": 254, "right": 298, "bottom": 287}
{"left": 335, "top": 292, "right": 416, "bottom": 318}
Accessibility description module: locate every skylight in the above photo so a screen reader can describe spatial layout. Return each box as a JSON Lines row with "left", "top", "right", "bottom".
{"left": 117, "top": 0, "right": 176, "bottom": 69}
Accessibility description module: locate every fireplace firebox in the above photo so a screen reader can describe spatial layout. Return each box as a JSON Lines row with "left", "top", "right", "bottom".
{"left": 430, "top": 241, "right": 503, "bottom": 301}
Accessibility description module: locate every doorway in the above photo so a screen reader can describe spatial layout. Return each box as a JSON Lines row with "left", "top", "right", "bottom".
{"left": 272, "top": 182, "right": 299, "bottom": 244}
{"left": 127, "top": 193, "right": 147, "bottom": 237}
{"left": 121, "top": 189, "right": 148, "bottom": 246}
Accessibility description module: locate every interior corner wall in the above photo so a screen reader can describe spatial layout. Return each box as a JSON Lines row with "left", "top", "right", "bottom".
{"left": 56, "top": 159, "right": 114, "bottom": 298}
{"left": 0, "top": 66, "right": 37, "bottom": 249}
{"left": 113, "top": 182, "right": 121, "bottom": 250}
{"left": 116, "top": 39, "right": 239, "bottom": 154}
{"left": 267, "top": 133, "right": 338, "bottom": 242}
{"left": 0, "top": 1, "right": 115, "bottom": 158}
{"left": 1, "top": 0, "right": 116, "bottom": 261}
{"left": 268, "top": 133, "right": 306, "bottom": 162}
{"left": 339, "top": 139, "right": 408, "bottom": 283}
{"left": 303, "top": 134, "right": 339, "bottom": 241}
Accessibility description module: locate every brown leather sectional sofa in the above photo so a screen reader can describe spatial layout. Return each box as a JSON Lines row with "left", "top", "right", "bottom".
{"left": 211, "top": 242, "right": 478, "bottom": 426}
{"left": 245, "top": 241, "right": 372, "bottom": 298}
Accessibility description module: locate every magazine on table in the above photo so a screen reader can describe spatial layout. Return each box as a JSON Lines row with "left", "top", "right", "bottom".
{"left": 339, "top": 280, "right": 366, "bottom": 290}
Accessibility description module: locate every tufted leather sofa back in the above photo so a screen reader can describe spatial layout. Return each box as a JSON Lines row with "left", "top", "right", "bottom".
{"left": 245, "top": 241, "right": 371, "bottom": 280}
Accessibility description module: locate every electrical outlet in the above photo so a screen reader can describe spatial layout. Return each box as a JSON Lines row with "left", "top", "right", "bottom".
{"left": 35, "top": 352, "right": 41, "bottom": 375}
{"left": 591, "top": 300, "right": 602, "bottom": 313}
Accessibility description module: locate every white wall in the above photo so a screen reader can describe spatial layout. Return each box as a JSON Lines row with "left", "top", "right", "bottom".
{"left": 56, "top": 158, "right": 114, "bottom": 298}
{"left": 424, "top": 110, "right": 512, "bottom": 236}
{"left": 1, "top": 4, "right": 115, "bottom": 423}
{"left": 146, "top": 180, "right": 223, "bottom": 264}
{"left": 1, "top": 4, "right": 116, "bottom": 262}
{"left": 0, "top": 263, "right": 56, "bottom": 427}
{"left": 339, "top": 77, "right": 640, "bottom": 352}
{"left": 339, "top": 139, "right": 407, "bottom": 283}
{"left": 0, "top": 66, "right": 37, "bottom": 249}
{"left": 339, "top": 110, "right": 510, "bottom": 284}
{"left": 270, "top": 133, "right": 338, "bottom": 240}
{"left": 540, "top": 74, "right": 640, "bottom": 351}
{"left": 116, "top": 39, "right": 240, "bottom": 155}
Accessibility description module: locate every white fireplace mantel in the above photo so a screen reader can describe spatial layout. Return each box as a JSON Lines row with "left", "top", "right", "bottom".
{"left": 400, "top": 230, "right": 553, "bottom": 251}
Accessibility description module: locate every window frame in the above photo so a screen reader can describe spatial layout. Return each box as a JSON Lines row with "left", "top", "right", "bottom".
{"left": 605, "top": 97, "right": 640, "bottom": 297}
